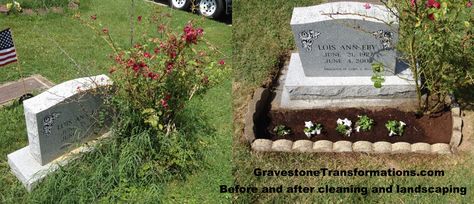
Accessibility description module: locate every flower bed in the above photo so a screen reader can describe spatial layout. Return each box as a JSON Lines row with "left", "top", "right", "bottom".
{"left": 263, "top": 108, "right": 452, "bottom": 144}
{"left": 245, "top": 88, "right": 463, "bottom": 154}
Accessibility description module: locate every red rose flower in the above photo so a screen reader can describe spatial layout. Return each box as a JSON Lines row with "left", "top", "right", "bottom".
{"left": 411, "top": 0, "right": 416, "bottom": 7}
{"left": 154, "top": 48, "right": 160, "bottom": 54}
{"left": 138, "top": 16, "right": 142, "bottom": 22}
{"left": 428, "top": 13, "right": 435, "bottom": 20}
{"left": 426, "top": 0, "right": 440, "bottom": 8}
{"left": 166, "top": 62, "right": 174, "bottom": 74}
{"left": 218, "top": 59, "right": 225, "bottom": 65}
{"left": 144, "top": 52, "right": 152, "bottom": 58}
{"left": 102, "top": 28, "right": 109, "bottom": 34}
{"left": 160, "top": 99, "right": 168, "bottom": 109}
{"left": 468, "top": 1, "right": 473, "bottom": 7}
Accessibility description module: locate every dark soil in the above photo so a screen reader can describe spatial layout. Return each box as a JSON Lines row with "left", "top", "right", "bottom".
{"left": 259, "top": 108, "right": 452, "bottom": 144}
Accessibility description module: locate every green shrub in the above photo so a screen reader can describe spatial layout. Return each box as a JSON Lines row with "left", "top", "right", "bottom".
{"left": 382, "top": 0, "right": 474, "bottom": 114}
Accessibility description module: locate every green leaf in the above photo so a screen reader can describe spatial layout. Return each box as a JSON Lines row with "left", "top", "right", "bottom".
{"left": 374, "top": 81, "right": 382, "bottom": 88}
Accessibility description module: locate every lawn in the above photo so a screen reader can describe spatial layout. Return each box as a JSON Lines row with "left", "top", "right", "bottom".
{"left": 0, "top": 0, "right": 232, "bottom": 202}
{"left": 233, "top": 0, "right": 474, "bottom": 203}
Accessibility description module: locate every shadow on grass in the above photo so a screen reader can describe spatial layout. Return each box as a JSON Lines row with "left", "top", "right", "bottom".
{"left": 456, "top": 85, "right": 474, "bottom": 111}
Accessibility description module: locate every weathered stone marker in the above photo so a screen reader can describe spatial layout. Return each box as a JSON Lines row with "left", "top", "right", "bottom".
{"left": 280, "top": 2, "right": 417, "bottom": 108}
{"left": 7, "top": 75, "right": 112, "bottom": 191}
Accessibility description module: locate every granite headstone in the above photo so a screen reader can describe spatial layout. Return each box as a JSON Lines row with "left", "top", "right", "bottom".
{"left": 8, "top": 75, "right": 112, "bottom": 191}
{"left": 291, "top": 2, "right": 402, "bottom": 76}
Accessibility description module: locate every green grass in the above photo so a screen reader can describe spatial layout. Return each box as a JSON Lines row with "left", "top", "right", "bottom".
{"left": 233, "top": 0, "right": 474, "bottom": 203}
{"left": 0, "top": 0, "right": 232, "bottom": 202}
{"left": 0, "top": 0, "right": 70, "bottom": 9}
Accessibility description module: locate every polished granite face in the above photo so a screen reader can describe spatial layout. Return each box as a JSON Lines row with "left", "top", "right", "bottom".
{"left": 23, "top": 75, "right": 112, "bottom": 165}
{"left": 291, "top": 2, "right": 404, "bottom": 77}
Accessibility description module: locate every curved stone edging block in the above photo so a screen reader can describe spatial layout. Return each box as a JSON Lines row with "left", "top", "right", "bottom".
{"left": 293, "top": 140, "right": 313, "bottom": 152}
{"left": 313, "top": 140, "right": 333, "bottom": 152}
{"left": 251, "top": 139, "right": 273, "bottom": 152}
{"left": 353, "top": 141, "right": 373, "bottom": 153}
{"left": 333, "top": 141, "right": 352, "bottom": 152}
{"left": 272, "top": 139, "right": 293, "bottom": 152}
{"left": 373, "top": 141, "right": 392, "bottom": 153}
{"left": 392, "top": 142, "right": 411, "bottom": 153}
{"left": 411, "top": 143, "right": 431, "bottom": 154}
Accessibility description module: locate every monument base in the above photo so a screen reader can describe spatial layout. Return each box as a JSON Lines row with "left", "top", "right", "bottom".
{"left": 276, "top": 53, "right": 417, "bottom": 110}
{"left": 7, "top": 132, "right": 111, "bottom": 192}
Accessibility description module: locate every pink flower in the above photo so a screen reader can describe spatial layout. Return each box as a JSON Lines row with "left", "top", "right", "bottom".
{"left": 144, "top": 52, "right": 152, "bottom": 58}
{"left": 147, "top": 72, "right": 159, "bottom": 80}
{"left": 138, "top": 16, "right": 142, "bottom": 22}
{"left": 363, "top": 3, "right": 371, "bottom": 9}
{"left": 90, "top": 15, "right": 97, "bottom": 20}
{"left": 182, "top": 23, "right": 203, "bottom": 44}
{"left": 411, "top": 0, "right": 416, "bottom": 7}
{"left": 426, "top": 0, "right": 440, "bottom": 8}
{"left": 197, "top": 28, "right": 204, "bottom": 35}
{"left": 218, "top": 59, "right": 225, "bottom": 65}
{"left": 468, "top": 1, "right": 473, "bottom": 7}
{"left": 160, "top": 99, "right": 168, "bottom": 109}
{"left": 166, "top": 62, "right": 174, "bottom": 73}
{"left": 102, "top": 28, "right": 109, "bottom": 34}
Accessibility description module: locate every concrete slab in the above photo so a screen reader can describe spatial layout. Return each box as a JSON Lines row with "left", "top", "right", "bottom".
{"left": 7, "top": 132, "right": 111, "bottom": 192}
{"left": 0, "top": 75, "right": 54, "bottom": 106}
{"left": 273, "top": 53, "right": 418, "bottom": 110}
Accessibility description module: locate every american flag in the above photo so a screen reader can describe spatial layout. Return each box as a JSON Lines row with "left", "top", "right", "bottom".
{"left": 0, "top": 28, "right": 18, "bottom": 67}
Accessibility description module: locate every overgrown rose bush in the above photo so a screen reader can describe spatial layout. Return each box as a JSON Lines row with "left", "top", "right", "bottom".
{"left": 382, "top": 0, "right": 473, "bottom": 114}
{"left": 76, "top": 12, "right": 228, "bottom": 180}
{"left": 108, "top": 21, "right": 225, "bottom": 133}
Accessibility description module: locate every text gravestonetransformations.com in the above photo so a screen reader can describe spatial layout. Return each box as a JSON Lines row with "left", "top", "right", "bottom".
{"left": 219, "top": 168, "right": 467, "bottom": 196}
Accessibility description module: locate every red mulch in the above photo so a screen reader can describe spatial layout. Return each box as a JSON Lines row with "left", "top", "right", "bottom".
{"left": 258, "top": 108, "right": 452, "bottom": 144}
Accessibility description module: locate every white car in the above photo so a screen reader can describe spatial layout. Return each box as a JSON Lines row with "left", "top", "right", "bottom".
{"left": 169, "top": 0, "right": 232, "bottom": 19}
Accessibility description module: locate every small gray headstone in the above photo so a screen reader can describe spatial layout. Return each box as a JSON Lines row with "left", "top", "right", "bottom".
{"left": 291, "top": 2, "right": 403, "bottom": 76}
{"left": 23, "top": 75, "right": 112, "bottom": 165}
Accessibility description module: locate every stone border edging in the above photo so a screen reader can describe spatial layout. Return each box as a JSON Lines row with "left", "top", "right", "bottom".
{"left": 244, "top": 88, "right": 271, "bottom": 142}
{"left": 251, "top": 139, "right": 452, "bottom": 154}
{"left": 246, "top": 89, "right": 463, "bottom": 154}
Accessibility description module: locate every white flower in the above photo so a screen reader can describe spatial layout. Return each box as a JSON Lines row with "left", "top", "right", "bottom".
{"left": 337, "top": 118, "right": 343, "bottom": 125}
{"left": 346, "top": 129, "right": 352, "bottom": 137}
{"left": 316, "top": 129, "right": 321, "bottom": 135}
{"left": 389, "top": 130, "right": 396, "bottom": 137}
{"left": 399, "top": 121, "right": 406, "bottom": 127}
{"left": 342, "top": 118, "right": 352, "bottom": 127}
{"left": 305, "top": 121, "right": 314, "bottom": 129}
{"left": 310, "top": 129, "right": 317, "bottom": 135}
{"left": 355, "top": 126, "right": 361, "bottom": 132}
{"left": 305, "top": 132, "right": 312, "bottom": 138}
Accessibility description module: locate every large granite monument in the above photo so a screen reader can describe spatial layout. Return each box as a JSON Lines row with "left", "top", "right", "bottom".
{"left": 280, "top": 2, "right": 417, "bottom": 108}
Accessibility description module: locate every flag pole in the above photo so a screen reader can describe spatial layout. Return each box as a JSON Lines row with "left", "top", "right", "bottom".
{"left": 8, "top": 28, "right": 32, "bottom": 103}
